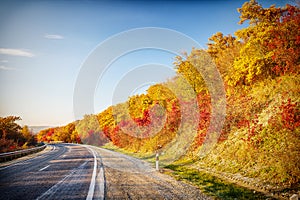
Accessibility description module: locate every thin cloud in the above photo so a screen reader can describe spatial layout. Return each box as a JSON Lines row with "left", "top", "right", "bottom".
{"left": 44, "top": 34, "right": 64, "bottom": 39}
{"left": 1, "top": 60, "right": 8, "bottom": 63}
{"left": 0, "top": 48, "right": 35, "bottom": 57}
{"left": 0, "top": 65, "right": 16, "bottom": 71}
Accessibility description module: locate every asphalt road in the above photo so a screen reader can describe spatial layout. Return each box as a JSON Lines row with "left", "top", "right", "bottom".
{"left": 0, "top": 144, "right": 210, "bottom": 200}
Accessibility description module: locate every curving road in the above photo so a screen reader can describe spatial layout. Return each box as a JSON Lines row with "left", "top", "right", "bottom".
{"left": 0, "top": 144, "right": 210, "bottom": 200}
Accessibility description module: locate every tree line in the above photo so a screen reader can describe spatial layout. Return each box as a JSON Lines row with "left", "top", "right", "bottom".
{"left": 0, "top": 116, "right": 37, "bottom": 153}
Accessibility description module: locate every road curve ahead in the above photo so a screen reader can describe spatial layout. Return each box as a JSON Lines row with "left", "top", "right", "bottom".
{"left": 0, "top": 144, "right": 210, "bottom": 200}
{"left": 0, "top": 144, "right": 103, "bottom": 200}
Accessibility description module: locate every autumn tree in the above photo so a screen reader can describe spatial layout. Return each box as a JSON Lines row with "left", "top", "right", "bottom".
{"left": 174, "top": 53, "right": 207, "bottom": 94}
{"left": 267, "top": 4, "right": 300, "bottom": 75}
{"left": 76, "top": 114, "right": 109, "bottom": 146}
{"left": 21, "top": 125, "right": 36, "bottom": 147}
{"left": 63, "top": 122, "right": 80, "bottom": 143}
{"left": 207, "top": 32, "right": 242, "bottom": 82}
{"left": 0, "top": 116, "right": 22, "bottom": 140}
{"left": 0, "top": 116, "right": 26, "bottom": 152}
{"left": 229, "top": 0, "right": 299, "bottom": 86}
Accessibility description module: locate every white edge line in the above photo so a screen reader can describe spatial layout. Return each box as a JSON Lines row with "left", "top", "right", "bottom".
{"left": 86, "top": 147, "right": 97, "bottom": 200}
{"left": 85, "top": 145, "right": 105, "bottom": 200}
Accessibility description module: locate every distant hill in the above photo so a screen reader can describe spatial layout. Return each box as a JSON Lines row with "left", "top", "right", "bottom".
{"left": 29, "top": 126, "right": 51, "bottom": 134}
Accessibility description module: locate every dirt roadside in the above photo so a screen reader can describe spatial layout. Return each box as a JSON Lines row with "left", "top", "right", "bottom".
{"left": 93, "top": 147, "right": 212, "bottom": 200}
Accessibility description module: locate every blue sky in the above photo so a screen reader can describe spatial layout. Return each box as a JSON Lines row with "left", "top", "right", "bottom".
{"left": 0, "top": 0, "right": 289, "bottom": 126}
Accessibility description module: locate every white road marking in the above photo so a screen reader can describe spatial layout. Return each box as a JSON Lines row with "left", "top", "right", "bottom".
{"left": 39, "top": 165, "right": 50, "bottom": 171}
{"left": 86, "top": 147, "right": 98, "bottom": 200}
{"left": 98, "top": 166, "right": 105, "bottom": 199}
{"left": 85, "top": 146, "right": 105, "bottom": 200}
{"left": 36, "top": 161, "right": 88, "bottom": 200}
{"left": 32, "top": 144, "right": 105, "bottom": 200}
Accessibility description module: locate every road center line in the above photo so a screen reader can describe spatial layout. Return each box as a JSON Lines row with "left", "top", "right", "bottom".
{"left": 39, "top": 165, "right": 50, "bottom": 171}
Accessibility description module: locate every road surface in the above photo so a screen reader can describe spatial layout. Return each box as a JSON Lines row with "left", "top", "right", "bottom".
{"left": 0, "top": 144, "right": 210, "bottom": 200}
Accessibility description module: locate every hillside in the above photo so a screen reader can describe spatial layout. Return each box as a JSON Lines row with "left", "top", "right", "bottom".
{"left": 37, "top": 0, "right": 299, "bottom": 197}
{"left": 29, "top": 126, "right": 51, "bottom": 134}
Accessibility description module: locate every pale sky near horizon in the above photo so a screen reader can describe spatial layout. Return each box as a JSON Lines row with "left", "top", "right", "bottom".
{"left": 0, "top": 0, "right": 290, "bottom": 126}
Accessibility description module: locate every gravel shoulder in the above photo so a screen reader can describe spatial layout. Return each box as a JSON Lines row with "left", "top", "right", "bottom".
{"left": 92, "top": 147, "right": 212, "bottom": 200}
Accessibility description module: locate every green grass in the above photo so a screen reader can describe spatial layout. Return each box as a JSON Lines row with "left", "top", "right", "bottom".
{"left": 164, "top": 164, "right": 275, "bottom": 200}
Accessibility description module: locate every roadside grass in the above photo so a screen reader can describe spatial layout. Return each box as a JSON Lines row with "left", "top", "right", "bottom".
{"left": 102, "top": 143, "right": 275, "bottom": 199}
{"left": 164, "top": 163, "right": 274, "bottom": 200}
{"left": 101, "top": 142, "right": 156, "bottom": 161}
